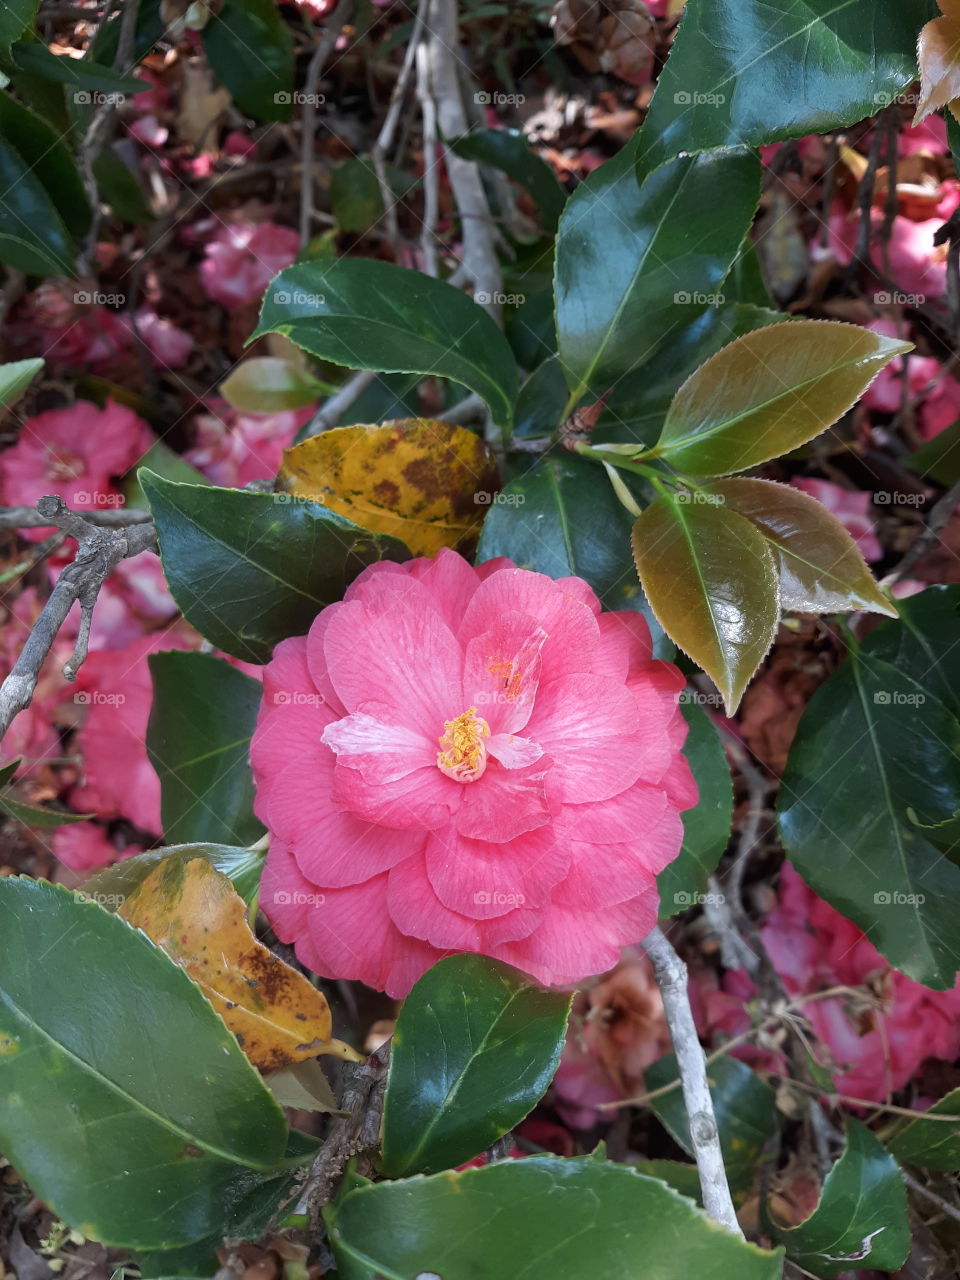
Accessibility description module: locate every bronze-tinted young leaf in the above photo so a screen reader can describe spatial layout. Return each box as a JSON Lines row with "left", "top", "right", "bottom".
{"left": 915, "top": 0, "right": 960, "bottom": 127}
{"left": 705, "top": 477, "right": 896, "bottom": 617}
{"left": 653, "top": 321, "right": 911, "bottom": 476}
{"left": 631, "top": 495, "right": 780, "bottom": 713}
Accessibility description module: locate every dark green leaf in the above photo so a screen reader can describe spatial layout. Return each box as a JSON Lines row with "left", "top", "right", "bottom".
{"left": 887, "top": 1086, "right": 960, "bottom": 1170}
{"left": 93, "top": 147, "right": 152, "bottom": 224}
{"left": 0, "top": 877, "right": 291, "bottom": 1249}
{"left": 512, "top": 356, "right": 567, "bottom": 439}
{"left": 631, "top": 1159, "right": 702, "bottom": 1203}
{"left": 637, "top": 0, "right": 936, "bottom": 176}
{"left": 201, "top": 0, "right": 294, "bottom": 123}
{"left": 147, "top": 652, "right": 265, "bottom": 847}
{"left": 91, "top": 0, "right": 167, "bottom": 66}
{"left": 0, "top": 758, "right": 21, "bottom": 787}
{"left": 0, "top": 793, "right": 91, "bottom": 827}
{"left": 0, "top": 90, "right": 90, "bottom": 235}
{"left": 770, "top": 1120, "right": 909, "bottom": 1278}
{"left": 83, "top": 841, "right": 266, "bottom": 912}
{"left": 10, "top": 43, "right": 149, "bottom": 95}
{"left": 329, "top": 157, "right": 414, "bottom": 233}
{"left": 0, "top": 1, "right": 37, "bottom": 53}
{"left": 658, "top": 699, "right": 733, "bottom": 915}
{"left": 451, "top": 128, "right": 566, "bottom": 231}
{"left": 504, "top": 285, "right": 556, "bottom": 371}
{"left": 631, "top": 493, "right": 780, "bottom": 713}
{"left": 0, "top": 357, "right": 42, "bottom": 410}
{"left": 653, "top": 320, "right": 911, "bottom": 476}
{"left": 141, "top": 471, "right": 410, "bottom": 664}
{"left": 779, "top": 648, "right": 960, "bottom": 988}
{"left": 645, "top": 1054, "right": 778, "bottom": 1196}
{"left": 254, "top": 259, "right": 518, "bottom": 427}
{"left": 555, "top": 140, "right": 761, "bottom": 401}
{"left": 0, "top": 138, "right": 74, "bottom": 274}
{"left": 864, "top": 586, "right": 960, "bottom": 718}
{"left": 381, "top": 955, "right": 570, "bottom": 1177}
{"left": 907, "top": 416, "right": 960, "bottom": 487}
{"left": 326, "top": 1156, "right": 784, "bottom": 1279}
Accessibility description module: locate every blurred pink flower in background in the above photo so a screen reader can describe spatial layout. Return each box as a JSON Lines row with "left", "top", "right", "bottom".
{"left": 198, "top": 221, "right": 300, "bottom": 310}
{"left": 184, "top": 401, "right": 311, "bottom": 487}
{"left": 790, "top": 478, "right": 883, "bottom": 563}
{"left": 52, "top": 822, "right": 143, "bottom": 873}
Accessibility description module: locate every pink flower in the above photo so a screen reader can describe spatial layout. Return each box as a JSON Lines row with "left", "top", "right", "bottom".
{"left": 0, "top": 400, "right": 154, "bottom": 540}
{"left": 52, "top": 822, "right": 143, "bottom": 873}
{"left": 827, "top": 205, "right": 947, "bottom": 298}
{"left": 252, "top": 550, "right": 697, "bottom": 997}
{"left": 862, "top": 320, "right": 940, "bottom": 414}
{"left": 918, "top": 372, "right": 960, "bottom": 440}
{"left": 121, "top": 309, "right": 194, "bottom": 369}
{"left": 128, "top": 114, "right": 169, "bottom": 148}
{"left": 183, "top": 401, "right": 311, "bottom": 488}
{"left": 224, "top": 131, "right": 257, "bottom": 158}
{"left": 198, "top": 220, "right": 299, "bottom": 310}
{"left": 790, "top": 478, "right": 883, "bottom": 563}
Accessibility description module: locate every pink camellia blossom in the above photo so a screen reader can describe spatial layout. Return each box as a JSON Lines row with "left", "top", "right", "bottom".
{"left": 52, "top": 822, "right": 143, "bottom": 874}
{"left": 861, "top": 319, "right": 940, "bottom": 414}
{"left": 121, "top": 309, "right": 194, "bottom": 369}
{"left": 918, "top": 371, "right": 960, "bottom": 440}
{"left": 252, "top": 550, "right": 697, "bottom": 997}
{"left": 183, "top": 401, "right": 311, "bottom": 488}
{"left": 198, "top": 220, "right": 299, "bottom": 310}
{"left": 0, "top": 400, "right": 154, "bottom": 540}
{"left": 790, "top": 478, "right": 883, "bottom": 564}
{"left": 699, "top": 865, "right": 960, "bottom": 1102}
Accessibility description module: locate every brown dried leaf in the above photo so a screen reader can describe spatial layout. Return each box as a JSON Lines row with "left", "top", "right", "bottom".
{"left": 915, "top": 0, "right": 960, "bottom": 126}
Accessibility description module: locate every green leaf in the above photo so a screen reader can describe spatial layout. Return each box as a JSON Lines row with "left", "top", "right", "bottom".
{"left": 864, "top": 585, "right": 960, "bottom": 717}
{"left": 326, "top": 1156, "right": 784, "bottom": 1279}
{"left": 907, "top": 415, "right": 960, "bottom": 487}
{"left": 91, "top": 0, "right": 167, "bottom": 66}
{"left": 10, "top": 43, "right": 149, "bottom": 95}
{"left": 887, "top": 1086, "right": 960, "bottom": 1170}
{"left": 0, "top": 877, "right": 291, "bottom": 1249}
{"left": 220, "top": 357, "right": 328, "bottom": 414}
{"left": 141, "top": 471, "right": 410, "bottom": 664}
{"left": 637, "top": 0, "right": 935, "bottom": 176}
{"left": 658, "top": 699, "right": 733, "bottom": 915}
{"left": 147, "top": 652, "right": 265, "bottom": 847}
{"left": 779, "top": 646, "right": 960, "bottom": 988}
{"left": 124, "top": 440, "right": 208, "bottom": 510}
{"left": 329, "top": 156, "right": 414, "bottom": 233}
{"left": 0, "top": 137, "right": 74, "bottom": 274}
{"left": 200, "top": 0, "right": 294, "bottom": 123}
{"left": 92, "top": 147, "right": 152, "bottom": 225}
{"left": 0, "top": 90, "right": 89, "bottom": 235}
{"left": 705, "top": 477, "right": 896, "bottom": 616}
{"left": 83, "top": 841, "right": 266, "bottom": 912}
{"left": 381, "top": 955, "right": 571, "bottom": 1178}
{"left": 0, "top": 793, "right": 91, "bottom": 828}
{"left": 450, "top": 128, "right": 566, "bottom": 231}
{"left": 512, "top": 356, "right": 567, "bottom": 438}
{"left": 555, "top": 141, "right": 761, "bottom": 401}
{"left": 653, "top": 320, "right": 911, "bottom": 476}
{"left": 645, "top": 1054, "right": 779, "bottom": 1196}
{"left": 0, "top": 1, "right": 37, "bottom": 54}
{"left": 254, "top": 259, "right": 518, "bottom": 427}
{"left": 770, "top": 1120, "right": 909, "bottom": 1278}
{"left": 0, "top": 357, "right": 42, "bottom": 410}
{"left": 0, "top": 758, "right": 21, "bottom": 787}
{"left": 631, "top": 1159, "right": 702, "bottom": 1203}
{"left": 631, "top": 493, "right": 781, "bottom": 713}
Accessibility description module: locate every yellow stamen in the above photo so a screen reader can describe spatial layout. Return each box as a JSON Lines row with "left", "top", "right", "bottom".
{"left": 437, "top": 706, "right": 490, "bottom": 782}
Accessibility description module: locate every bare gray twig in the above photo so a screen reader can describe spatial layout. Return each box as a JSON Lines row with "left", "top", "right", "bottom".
{"left": 299, "top": 0, "right": 352, "bottom": 244}
{"left": 301, "top": 368, "right": 378, "bottom": 438}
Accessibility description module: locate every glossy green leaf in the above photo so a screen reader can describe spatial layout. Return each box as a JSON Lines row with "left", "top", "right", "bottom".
{"left": 147, "top": 651, "right": 264, "bottom": 847}
{"left": 864, "top": 585, "right": 960, "bottom": 717}
{"left": 658, "top": 699, "right": 733, "bottom": 915}
{"left": 631, "top": 1159, "right": 702, "bottom": 1203}
{"left": 381, "top": 955, "right": 571, "bottom": 1177}
{"left": 887, "top": 1086, "right": 960, "bottom": 1170}
{"left": 326, "top": 1156, "right": 784, "bottom": 1279}
{"left": 645, "top": 1054, "right": 778, "bottom": 1196}
{"left": 771, "top": 1120, "right": 909, "bottom": 1278}
{"left": 0, "top": 90, "right": 89, "bottom": 235}
{"left": 201, "top": 0, "right": 294, "bottom": 123}
{"left": 907, "top": 415, "right": 960, "bottom": 487}
{"left": 779, "top": 646, "right": 960, "bottom": 988}
{"left": 512, "top": 356, "right": 567, "bottom": 438}
{"left": 705, "top": 477, "right": 896, "bottom": 616}
{"left": 10, "top": 43, "right": 149, "bottom": 95}
{"left": 0, "top": 1, "right": 37, "bottom": 53}
{"left": 141, "top": 471, "right": 410, "bottom": 664}
{"left": 0, "top": 877, "right": 292, "bottom": 1249}
{"left": 654, "top": 320, "right": 911, "bottom": 476}
{"left": 0, "top": 357, "right": 42, "bottom": 410}
{"left": 637, "top": 0, "right": 935, "bottom": 176}
{"left": 631, "top": 494, "right": 780, "bottom": 713}
{"left": 83, "top": 841, "right": 266, "bottom": 912}
{"left": 329, "top": 157, "right": 414, "bottom": 233}
{"left": 0, "top": 793, "right": 91, "bottom": 827}
{"left": 451, "top": 128, "right": 566, "bottom": 231}
{"left": 0, "top": 137, "right": 74, "bottom": 275}
{"left": 555, "top": 140, "right": 761, "bottom": 400}
{"left": 254, "top": 259, "right": 518, "bottom": 427}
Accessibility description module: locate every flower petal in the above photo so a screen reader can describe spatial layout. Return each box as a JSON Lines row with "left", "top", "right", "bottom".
{"left": 456, "top": 758, "right": 553, "bottom": 842}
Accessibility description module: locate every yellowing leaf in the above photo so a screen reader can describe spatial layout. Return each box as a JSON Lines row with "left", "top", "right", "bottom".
{"left": 915, "top": 0, "right": 960, "bottom": 126}
{"left": 118, "top": 856, "right": 359, "bottom": 1072}
{"left": 220, "top": 357, "right": 329, "bottom": 414}
{"left": 278, "top": 418, "right": 500, "bottom": 556}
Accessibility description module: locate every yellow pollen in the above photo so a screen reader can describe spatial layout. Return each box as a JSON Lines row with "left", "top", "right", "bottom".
{"left": 437, "top": 706, "right": 490, "bottom": 782}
